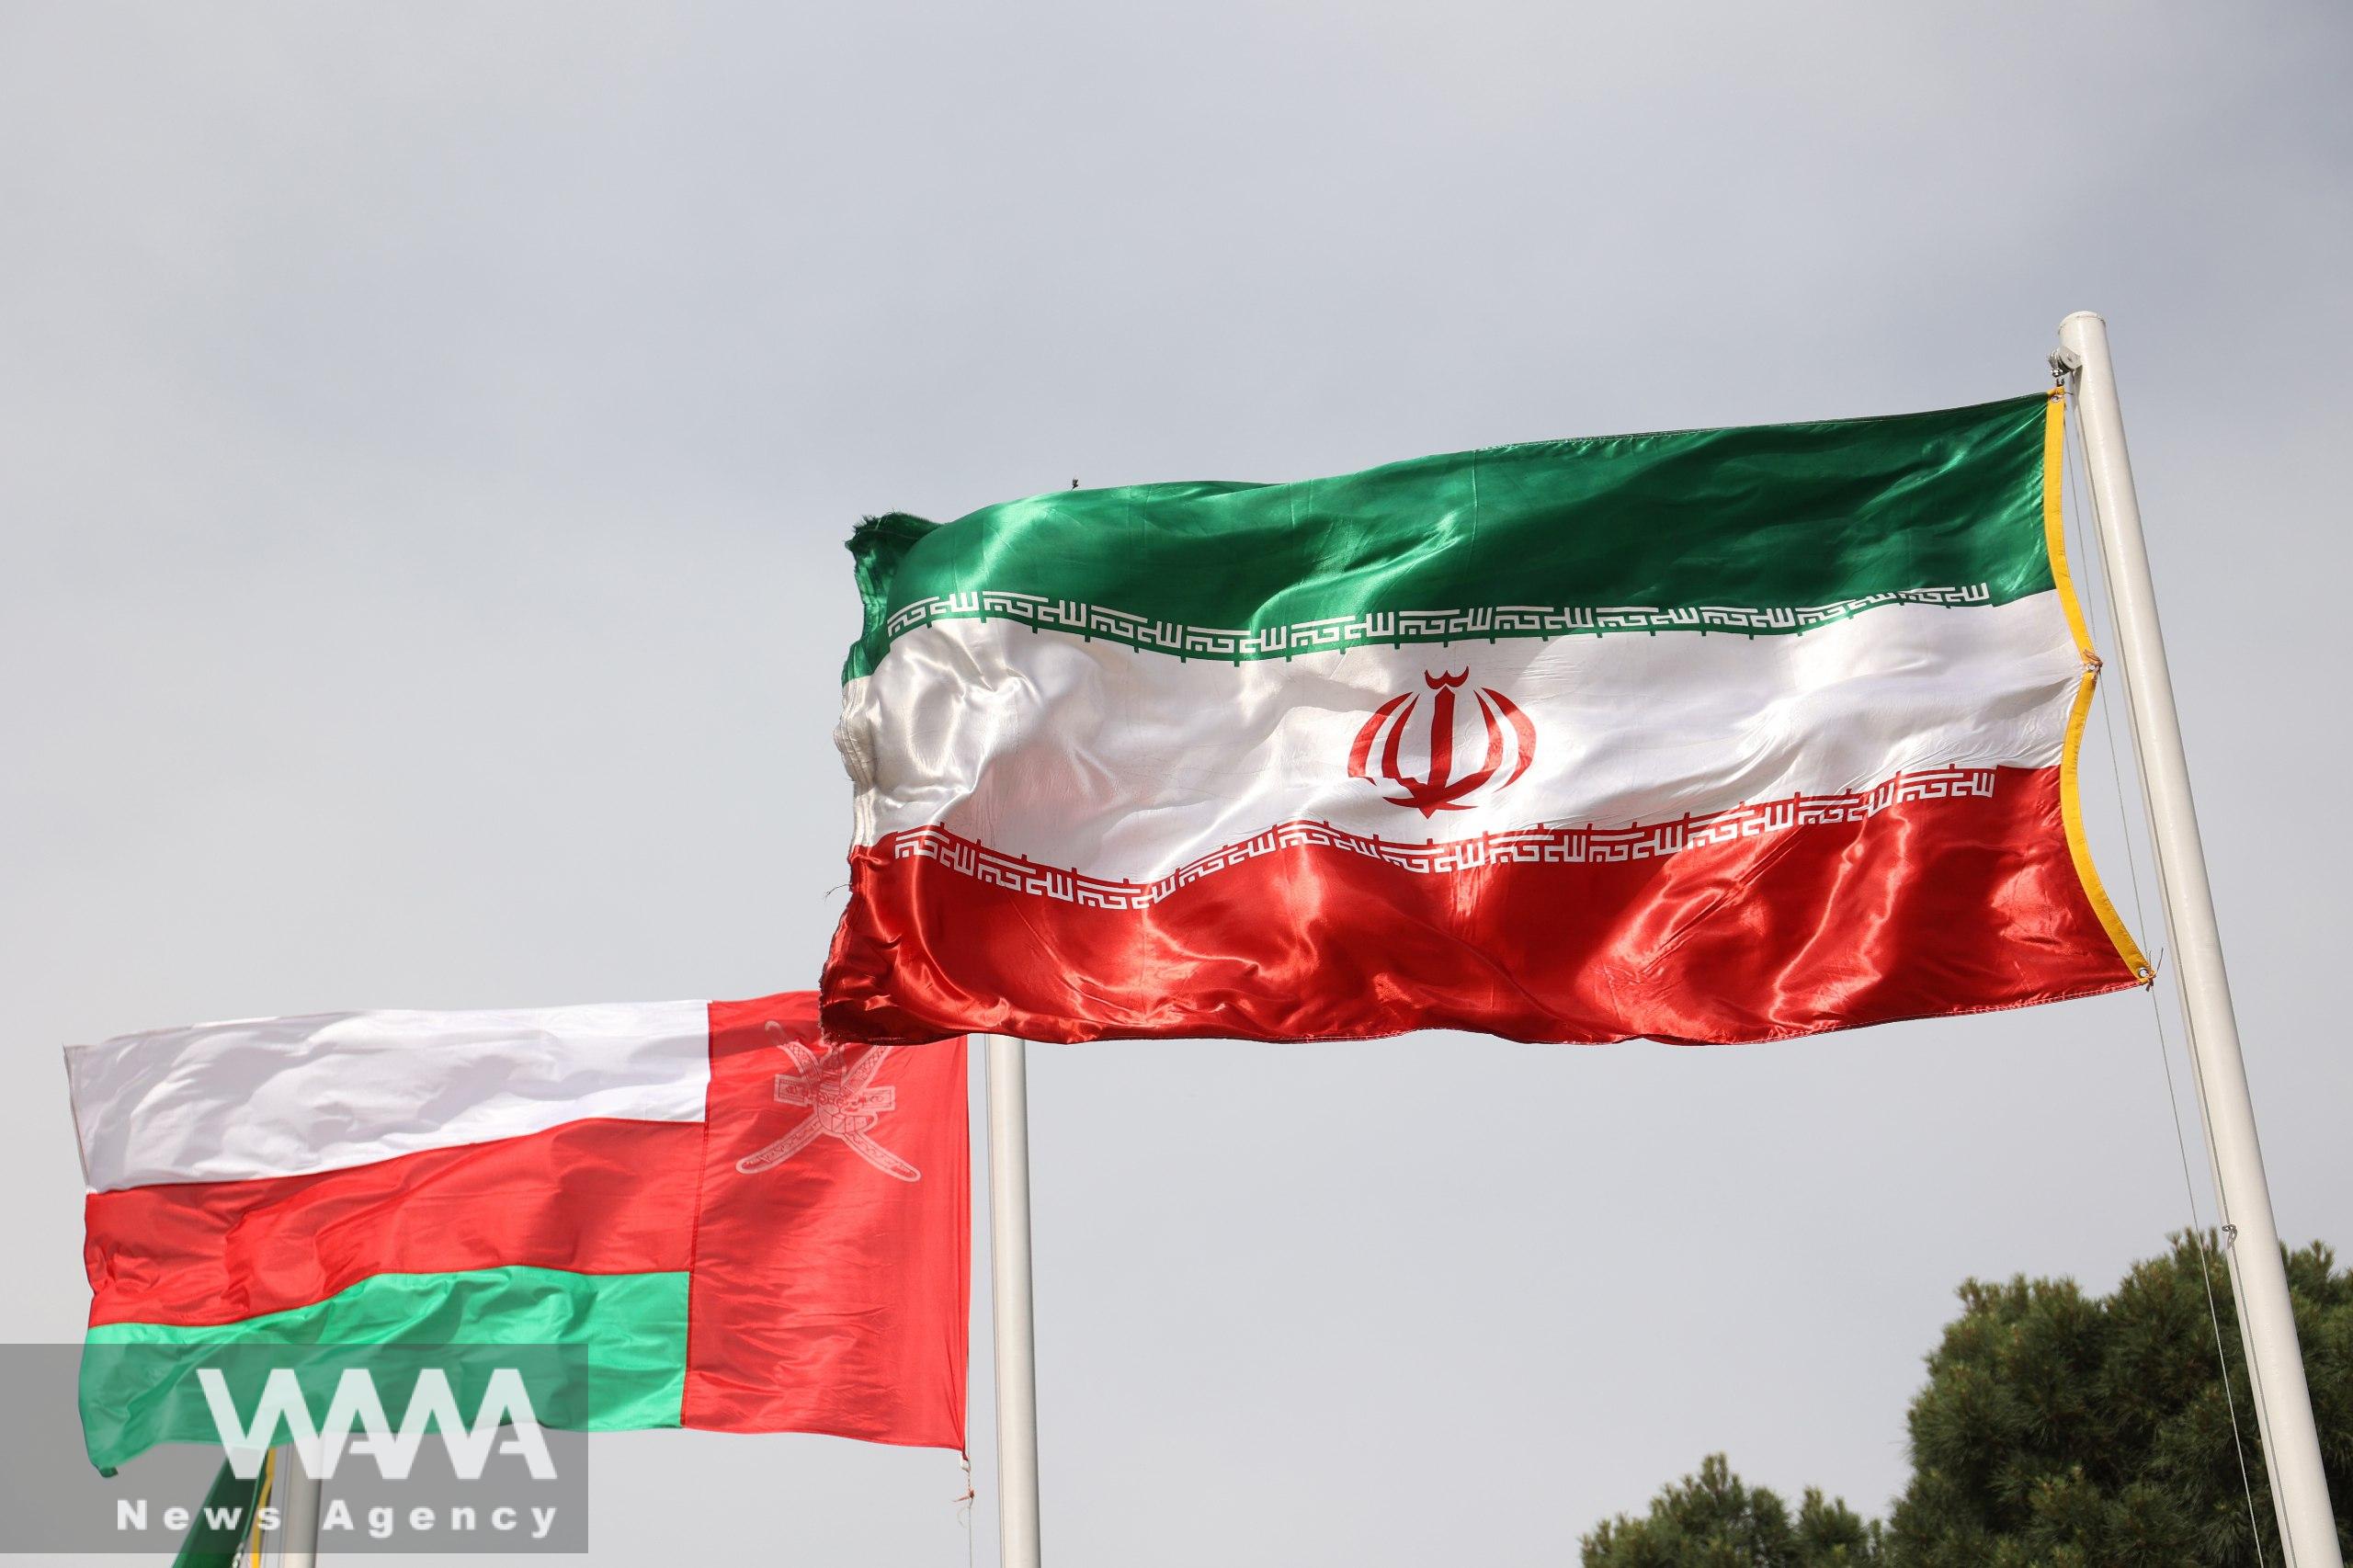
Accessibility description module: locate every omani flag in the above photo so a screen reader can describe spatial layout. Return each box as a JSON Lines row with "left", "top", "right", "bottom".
{"left": 824, "top": 391, "right": 2147, "bottom": 1044}
{"left": 68, "top": 991, "right": 967, "bottom": 1471}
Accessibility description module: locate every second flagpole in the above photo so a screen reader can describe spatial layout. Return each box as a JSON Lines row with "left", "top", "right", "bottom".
{"left": 983, "top": 1033, "right": 1044, "bottom": 1568}
{"left": 271, "top": 1451, "right": 324, "bottom": 1567}
{"left": 2057, "top": 311, "right": 2341, "bottom": 1565}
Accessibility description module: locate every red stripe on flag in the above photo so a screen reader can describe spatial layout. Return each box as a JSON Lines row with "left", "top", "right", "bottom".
{"left": 821, "top": 765, "right": 2139, "bottom": 1046}
{"left": 85, "top": 1119, "right": 700, "bottom": 1327}
{"left": 683, "top": 994, "right": 969, "bottom": 1448}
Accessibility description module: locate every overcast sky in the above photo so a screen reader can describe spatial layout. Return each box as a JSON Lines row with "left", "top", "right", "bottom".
{"left": 6, "top": 3, "right": 2350, "bottom": 1563}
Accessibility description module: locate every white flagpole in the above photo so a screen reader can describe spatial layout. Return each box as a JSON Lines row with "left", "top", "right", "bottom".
{"left": 269, "top": 1450, "right": 323, "bottom": 1567}
{"left": 983, "top": 1033, "right": 1044, "bottom": 1568}
{"left": 2057, "top": 311, "right": 2341, "bottom": 1566}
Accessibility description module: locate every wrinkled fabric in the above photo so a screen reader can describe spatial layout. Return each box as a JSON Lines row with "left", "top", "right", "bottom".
{"left": 825, "top": 767, "right": 2137, "bottom": 1045}
{"left": 840, "top": 597, "right": 2081, "bottom": 875}
{"left": 841, "top": 394, "right": 2057, "bottom": 680}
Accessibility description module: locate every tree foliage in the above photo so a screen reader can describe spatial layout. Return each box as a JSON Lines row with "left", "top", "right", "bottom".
{"left": 1582, "top": 1454, "right": 1882, "bottom": 1567}
{"left": 1889, "top": 1234, "right": 2352, "bottom": 1566}
{"left": 1585, "top": 1237, "right": 2353, "bottom": 1567}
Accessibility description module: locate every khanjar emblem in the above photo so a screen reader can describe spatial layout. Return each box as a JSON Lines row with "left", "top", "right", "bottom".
{"left": 1348, "top": 670, "right": 1537, "bottom": 817}
{"left": 734, "top": 1021, "right": 921, "bottom": 1181}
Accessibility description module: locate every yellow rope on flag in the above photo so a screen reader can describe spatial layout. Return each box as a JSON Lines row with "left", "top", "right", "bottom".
{"left": 242, "top": 1448, "right": 272, "bottom": 1568}
{"left": 2046, "top": 387, "right": 2154, "bottom": 981}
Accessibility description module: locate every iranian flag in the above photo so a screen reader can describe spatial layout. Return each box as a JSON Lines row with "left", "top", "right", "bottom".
{"left": 824, "top": 391, "right": 2147, "bottom": 1046}
{"left": 67, "top": 992, "right": 967, "bottom": 1471}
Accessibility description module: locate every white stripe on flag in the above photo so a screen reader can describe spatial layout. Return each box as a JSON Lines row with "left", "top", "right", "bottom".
{"left": 65, "top": 1000, "right": 711, "bottom": 1191}
{"left": 842, "top": 591, "right": 2082, "bottom": 879}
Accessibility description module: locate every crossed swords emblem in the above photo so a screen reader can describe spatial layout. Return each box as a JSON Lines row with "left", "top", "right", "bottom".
{"left": 733, "top": 1021, "right": 921, "bottom": 1182}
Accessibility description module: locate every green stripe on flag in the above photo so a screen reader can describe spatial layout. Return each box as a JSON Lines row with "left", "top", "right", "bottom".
{"left": 846, "top": 392, "right": 2053, "bottom": 677}
{"left": 81, "top": 1266, "right": 688, "bottom": 1472}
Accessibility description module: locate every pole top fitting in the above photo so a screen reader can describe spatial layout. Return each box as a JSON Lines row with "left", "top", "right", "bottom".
{"left": 2049, "top": 346, "right": 2084, "bottom": 381}
{"left": 2055, "top": 312, "right": 2109, "bottom": 355}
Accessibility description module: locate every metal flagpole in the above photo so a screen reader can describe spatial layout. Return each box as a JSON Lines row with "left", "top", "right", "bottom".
{"left": 269, "top": 1450, "right": 324, "bottom": 1567}
{"left": 2056, "top": 311, "right": 2342, "bottom": 1566}
{"left": 983, "top": 1034, "right": 1044, "bottom": 1568}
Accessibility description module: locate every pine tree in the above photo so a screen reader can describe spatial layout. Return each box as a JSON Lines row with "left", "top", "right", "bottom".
{"left": 1887, "top": 1235, "right": 2353, "bottom": 1566}
{"left": 1581, "top": 1454, "right": 1883, "bottom": 1567}
{"left": 1583, "top": 1237, "right": 2353, "bottom": 1566}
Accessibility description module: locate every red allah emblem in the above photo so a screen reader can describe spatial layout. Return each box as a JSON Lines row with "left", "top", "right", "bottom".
{"left": 1348, "top": 670, "right": 1537, "bottom": 817}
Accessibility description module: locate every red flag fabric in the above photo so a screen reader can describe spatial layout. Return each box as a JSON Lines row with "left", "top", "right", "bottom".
{"left": 686, "top": 992, "right": 970, "bottom": 1444}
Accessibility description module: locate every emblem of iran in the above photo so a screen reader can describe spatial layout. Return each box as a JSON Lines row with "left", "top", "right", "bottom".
{"left": 1348, "top": 670, "right": 1536, "bottom": 817}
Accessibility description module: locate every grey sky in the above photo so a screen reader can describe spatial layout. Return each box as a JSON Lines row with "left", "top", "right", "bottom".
{"left": 5, "top": 3, "right": 2349, "bottom": 1562}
